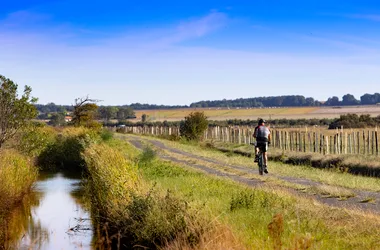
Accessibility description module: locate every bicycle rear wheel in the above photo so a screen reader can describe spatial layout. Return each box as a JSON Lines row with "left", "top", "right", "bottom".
{"left": 258, "top": 152, "right": 263, "bottom": 175}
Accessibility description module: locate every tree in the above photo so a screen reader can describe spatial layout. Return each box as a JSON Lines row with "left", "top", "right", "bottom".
{"left": 99, "top": 106, "right": 118, "bottom": 121}
{"left": 70, "top": 96, "right": 100, "bottom": 128}
{"left": 142, "top": 114, "right": 148, "bottom": 123}
{"left": 49, "top": 112, "right": 66, "bottom": 126}
{"left": 342, "top": 94, "right": 359, "bottom": 106}
{"left": 325, "top": 96, "right": 340, "bottom": 106}
{"left": 117, "top": 107, "right": 135, "bottom": 120}
{"left": 179, "top": 111, "right": 208, "bottom": 141}
{"left": 0, "top": 75, "right": 38, "bottom": 148}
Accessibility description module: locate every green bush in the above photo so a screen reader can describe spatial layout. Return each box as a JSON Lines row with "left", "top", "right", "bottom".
{"left": 179, "top": 111, "right": 208, "bottom": 141}
{"left": 100, "top": 128, "right": 114, "bottom": 141}
{"left": 37, "top": 127, "right": 101, "bottom": 170}
{"left": 16, "top": 123, "right": 56, "bottom": 157}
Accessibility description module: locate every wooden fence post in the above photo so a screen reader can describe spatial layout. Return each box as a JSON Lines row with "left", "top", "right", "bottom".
{"left": 376, "top": 131, "right": 379, "bottom": 156}
{"left": 344, "top": 132, "right": 348, "bottom": 154}
{"left": 367, "top": 130, "right": 370, "bottom": 155}
{"left": 372, "top": 131, "right": 375, "bottom": 155}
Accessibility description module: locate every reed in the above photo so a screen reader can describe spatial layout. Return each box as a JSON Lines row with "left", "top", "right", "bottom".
{"left": 0, "top": 150, "right": 38, "bottom": 245}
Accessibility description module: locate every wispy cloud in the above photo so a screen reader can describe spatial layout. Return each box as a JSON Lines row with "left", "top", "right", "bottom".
{"left": 153, "top": 11, "right": 228, "bottom": 47}
{"left": 177, "top": 11, "right": 227, "bottom": 38}
{"left": 346, "top": 14, "right": 380, "bottom": 22}
{"left": 1, "top": 10, "right": 51, "bottom": 28}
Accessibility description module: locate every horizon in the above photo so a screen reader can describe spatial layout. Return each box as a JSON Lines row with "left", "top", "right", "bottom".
{"left": 34, "top": 92, "right": 378, "bottom": 107}
{"left": 1, "top": 1, "right": 380, "bottom": 105}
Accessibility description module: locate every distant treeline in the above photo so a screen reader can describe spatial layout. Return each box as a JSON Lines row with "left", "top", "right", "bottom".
{"left": 35, "top": 93, "right": 380, "bottom": 114}
{"left": 190, "top": 93, "right": 380, "bottom": 108}
{"left": 127, "top": 103, "right": 188, "bottom": 110}
{"left": 190, "top": 95, "right": 321, "bottom": 108}
{"left": 35, "top": 103, "right": 74, "bottom": 113}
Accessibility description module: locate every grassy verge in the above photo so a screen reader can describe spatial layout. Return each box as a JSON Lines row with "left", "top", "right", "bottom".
{"left": 135, "top": 135, "right": 380, "bottom": 192}
{"left": 0, "top": 150, "right": 38, "bottom": 245}
{"left": 137, "top": 147, "right": 380, "bottom": 249}
{"left": 83, "top": 141, "right": 224, "bottom": 249}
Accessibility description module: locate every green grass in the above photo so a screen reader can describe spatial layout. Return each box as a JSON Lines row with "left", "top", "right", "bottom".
{"left": 135, "top": 135, "right": 380, "bottom": 192}
{"left": 137, "top": 148, "right": 380, "bottom": 249}
{"left": 81, "top": 134, "right": 380, "bottom": 249}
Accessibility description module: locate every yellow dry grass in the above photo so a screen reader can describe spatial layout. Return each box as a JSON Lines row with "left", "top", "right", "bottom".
{"left": 130, "top": 105, "right": 380, "bottom": 122}
{"left": 132, "top": 107, "right": 320, "bottom": 122}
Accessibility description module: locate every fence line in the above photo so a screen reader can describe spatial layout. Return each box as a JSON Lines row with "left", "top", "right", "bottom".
{"left": 114, "top": 125, "right": 379, "bottom": 156}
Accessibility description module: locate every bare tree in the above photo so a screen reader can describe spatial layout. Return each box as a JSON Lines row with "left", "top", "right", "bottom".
{"left": 70, "top": 96, "right": 100, "bottom": 128}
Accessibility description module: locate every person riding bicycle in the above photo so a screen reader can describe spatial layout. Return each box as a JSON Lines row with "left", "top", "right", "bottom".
{"left": 253, "top": 119, "right": 271, "bottom": 174}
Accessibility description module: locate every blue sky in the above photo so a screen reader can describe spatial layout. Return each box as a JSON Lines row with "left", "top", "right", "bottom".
{"left": 1, "top": 0, "right": 380, "bottom": 105}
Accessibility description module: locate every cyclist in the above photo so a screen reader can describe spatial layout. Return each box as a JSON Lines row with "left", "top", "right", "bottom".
{"left": 253, "top": 119, "right": 271, "bottom": 174}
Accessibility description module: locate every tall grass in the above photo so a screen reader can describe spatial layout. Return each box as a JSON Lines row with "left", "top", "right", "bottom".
{"left": 0, "top": 150, "right": 38, "bottom": 245}
{"left": 83, "top": 143, "right": 220, "bottom": 249}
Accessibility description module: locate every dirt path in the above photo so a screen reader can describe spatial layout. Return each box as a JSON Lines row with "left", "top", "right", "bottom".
{"left": 122, "top": 135, "right": 380, "bottom": 214}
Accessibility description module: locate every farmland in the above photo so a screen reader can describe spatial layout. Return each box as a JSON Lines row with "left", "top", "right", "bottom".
{"left": 131, "top": 105, "right": 380, "bottom": 122}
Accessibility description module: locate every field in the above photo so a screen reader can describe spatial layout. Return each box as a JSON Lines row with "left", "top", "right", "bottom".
{"left": 131, "top": 105, "right": 380, "bottom": 122}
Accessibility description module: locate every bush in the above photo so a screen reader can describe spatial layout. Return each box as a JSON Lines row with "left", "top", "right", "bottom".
{"left": 100, "top": 128, "right": 114, "bottom": 141}
{"left": 37, "top": 127, "right": 101, "bottom": 170}
{"left": 179, "top": 112, "right": 208, "bottom": 141}
{"left": 16, "top": 123, "right": 56, "bottom": 157}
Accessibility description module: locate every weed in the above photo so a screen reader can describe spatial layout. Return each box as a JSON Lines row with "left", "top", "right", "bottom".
{"left": 100, "top": 129, "right": 114, "bottom": 141}
{"left": 230, "top": 190, "right": 256, "bottom": 211}
{"left": 138, "top": 147, "right": 156, "bottom": 166}
{"left": 268, "top": 213, "right": 284, "bottom": 250}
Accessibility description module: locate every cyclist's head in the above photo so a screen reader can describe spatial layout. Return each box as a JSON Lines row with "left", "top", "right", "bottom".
{"left": 258, "top": 119, "right": 266, "bottom": 125}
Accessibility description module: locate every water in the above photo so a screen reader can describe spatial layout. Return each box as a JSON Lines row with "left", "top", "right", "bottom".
{"left": 4, "top": 172, "right": 93, "bottom": 249}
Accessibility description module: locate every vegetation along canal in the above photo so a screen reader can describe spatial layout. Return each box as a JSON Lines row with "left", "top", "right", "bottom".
{"left": 4, "top": 171, "right": 93, "bottom": 249}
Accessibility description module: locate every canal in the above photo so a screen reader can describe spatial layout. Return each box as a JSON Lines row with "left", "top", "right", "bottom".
{"left": 3, "top": 171, "right": 93, "bottom": 249}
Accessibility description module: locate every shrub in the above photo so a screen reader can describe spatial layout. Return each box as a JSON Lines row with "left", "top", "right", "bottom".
{"left": 37, "top": 127, "right": 101, "bottom": 170}
{"left": 100, "top": 128, "right": 114, "bottom": 141}
{"left": 16, "top": 123, "right": 56, "bottom": 157}
{"left": 179, "top": 112, "right": 208, "bottom": 141}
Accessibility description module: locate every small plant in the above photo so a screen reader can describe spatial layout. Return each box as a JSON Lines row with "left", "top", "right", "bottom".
{"left": 100, "top": 128, "right": 113, "bottom": 141}
{"left": 138, "top": 146, "right": 156, "bottom": 167}
{"left": 230, "top": 190, "right": 256, "bottom": 211}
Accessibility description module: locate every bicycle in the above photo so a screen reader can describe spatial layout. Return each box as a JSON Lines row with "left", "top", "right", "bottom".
{"left": 257, "top": 147, "right": 265, "bottom": 175}
{"left": 251, "top": 142, "right": 265, "bottom": 175}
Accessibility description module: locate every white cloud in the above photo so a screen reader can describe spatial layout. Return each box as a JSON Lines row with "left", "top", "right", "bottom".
{"left": 347, "top": 14, "right": 380, "bottom": 22}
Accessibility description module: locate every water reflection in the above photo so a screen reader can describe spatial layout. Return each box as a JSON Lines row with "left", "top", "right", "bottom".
{"left": 4, "top": 171, "right": 93, "bottom": 249}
